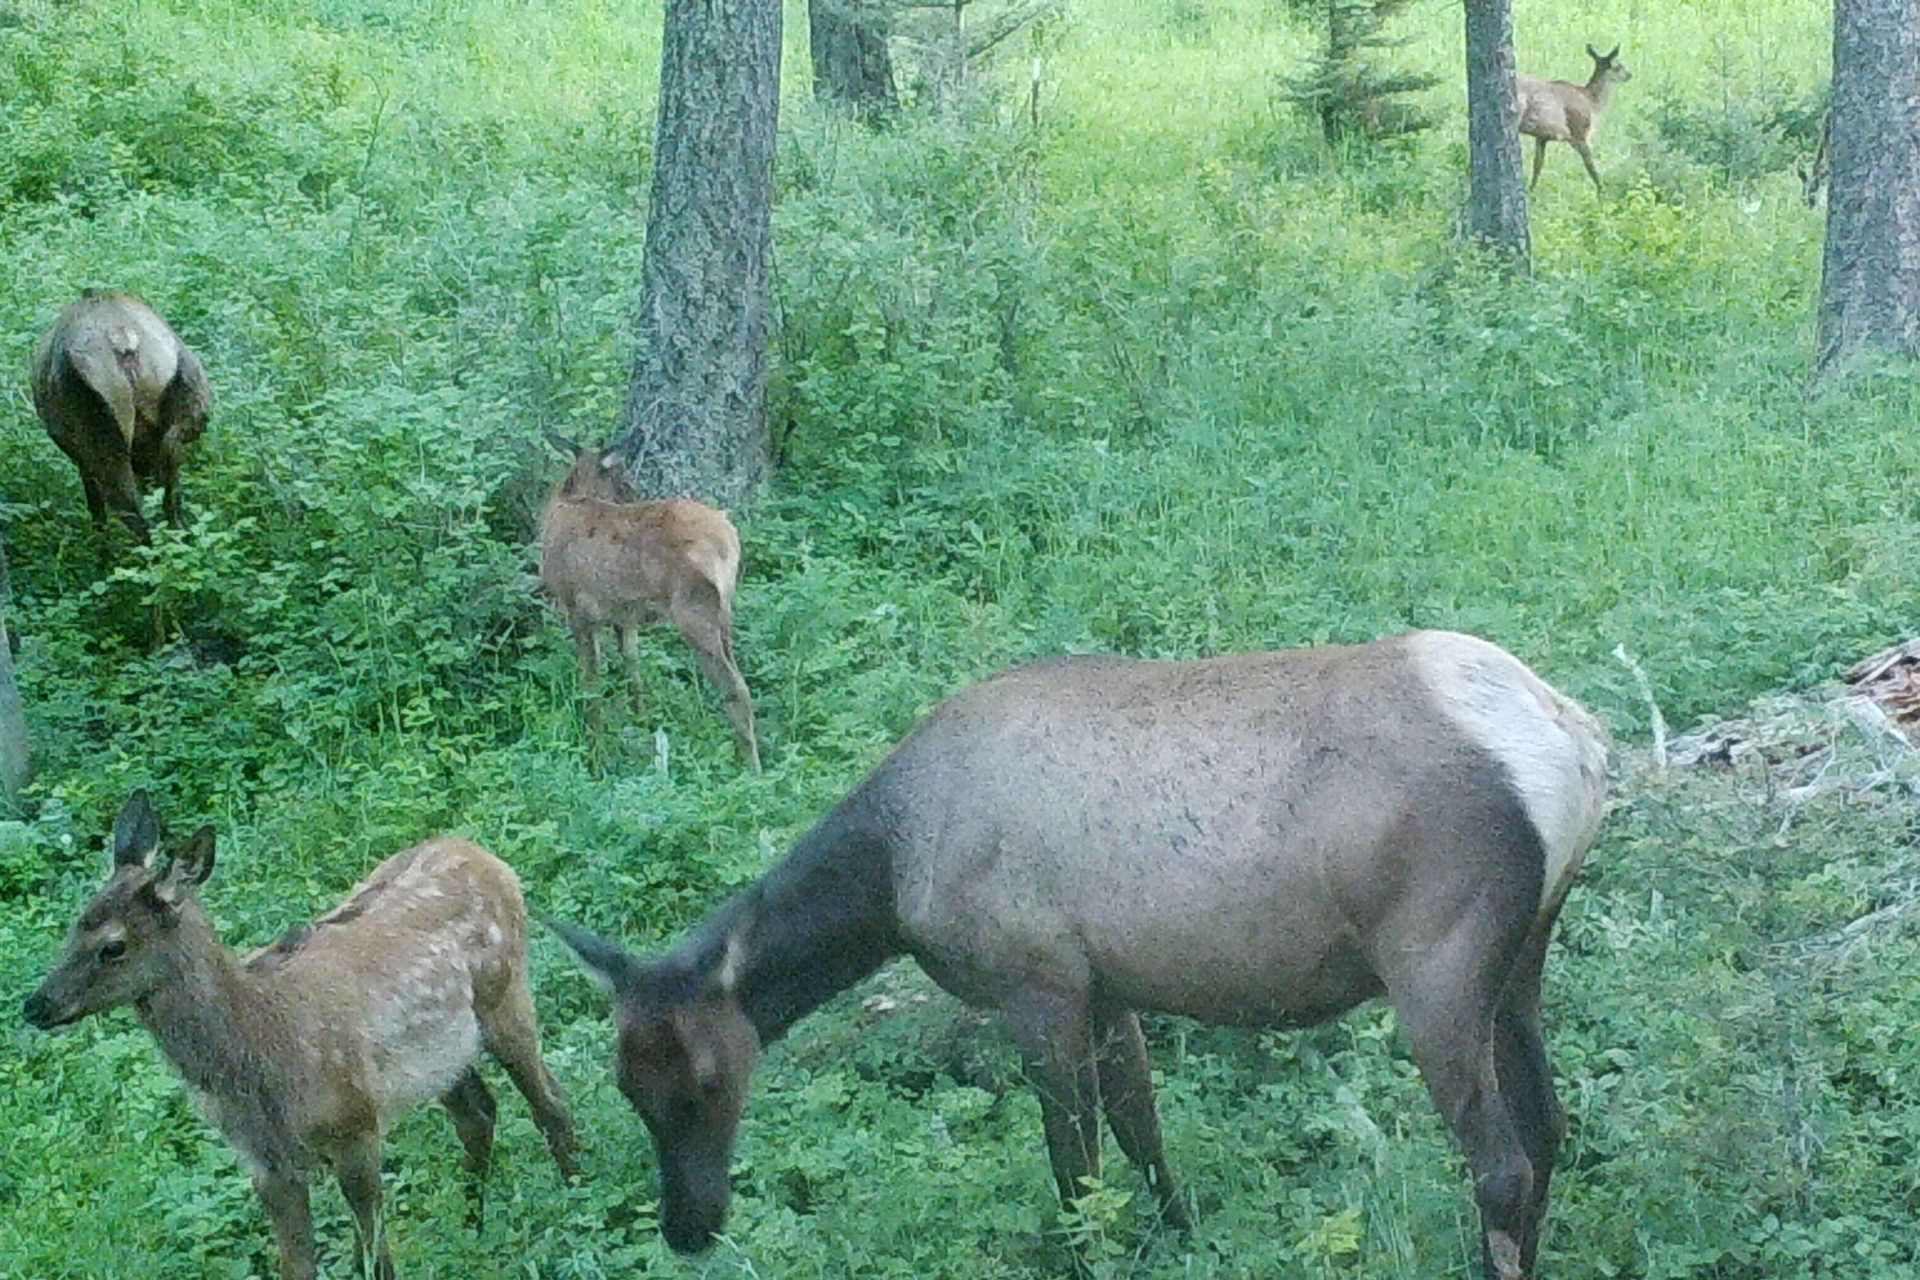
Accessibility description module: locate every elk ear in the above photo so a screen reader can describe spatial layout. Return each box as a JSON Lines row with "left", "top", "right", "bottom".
{"left": 546, "top": 917, "right": 644, "bottom": 994}
{"left": 1587, "top": 43, "right": 1602, "bottom": 60}
{"left": 112, "top": 791, "right": 161, "bottom": 872}
{"left": 1603, "top": 45, "right": 1620, "bottom": 61}
{"left": 155, "top": 825, "right": 216, "bottom": 905}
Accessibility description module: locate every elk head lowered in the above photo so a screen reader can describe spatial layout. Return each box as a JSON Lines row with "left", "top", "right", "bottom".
{"left": 31, "top": 290, "right": 211, "bottom": 542}
{"left": 23, "top": 792, "right": 580, "bottom": 1280}
{"left": 538, "top": 435, "right": 760, "bottom": 771}
{"left": 556, "top": 631, "right": 1609, "bottom": 1279}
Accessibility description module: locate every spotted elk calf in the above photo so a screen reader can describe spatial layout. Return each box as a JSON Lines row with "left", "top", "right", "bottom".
{"left": 538, "top": 437, "right": 760, "bottom": 771}
{"left": 22, "top": 792, "right": 581, "bottom": 1280}
{"left": 32, "top": 291, "right": 212, "bottom": 542}
{"left": 1518, "top": 46, "right": 1634, "bottom": 193}
{"left": 555, "top": 631, "right": 1609, "bottom": 1279}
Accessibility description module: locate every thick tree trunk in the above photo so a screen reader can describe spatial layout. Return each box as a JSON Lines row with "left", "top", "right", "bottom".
{"left": 1816, "top": 0, "right": 1920, "bottom": 375}
{"left": 0, "top": 539, "right": 31, "bottom": 807}
{"left": 1462, "top": 0, "right": 1531, "bottom": 269}
{"left": 811, "top": 0, "right": 896, "bottom": 115}
{"left": 618, "top": 0, "right": 782, "bottom": 510}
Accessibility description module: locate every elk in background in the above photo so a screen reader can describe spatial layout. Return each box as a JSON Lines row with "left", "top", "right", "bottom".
{"left": 554, "top": 631, "right": 1609, "bottom": 1279}
{"left": 1797, "top": 111, "right": 1831, "bottom": 208}
{"left": 21, "top": 792, "right": 581, "bottom": 1280}
{"left": 1517, "top": 45, "right": 1633, "bottom": 193}
{"left": 32, "top": 291, "right": 212, "bottom": 542}
{"left": 538, "top": 436, "right": 760, "bottom": 771}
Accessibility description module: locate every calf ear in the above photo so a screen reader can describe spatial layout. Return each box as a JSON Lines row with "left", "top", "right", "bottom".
{"left": 112, "top": 791, "right": 161, "bottom": 872}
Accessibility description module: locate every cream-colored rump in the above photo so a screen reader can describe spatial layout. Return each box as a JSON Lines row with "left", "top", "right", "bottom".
{"left": 1409, "top": 631, "right": 1609, "bottom": 909}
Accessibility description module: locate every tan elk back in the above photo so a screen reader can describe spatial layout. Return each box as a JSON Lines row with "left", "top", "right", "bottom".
{"left": 1517, "top": 45, "right": 1633, "bottom": 193}
{"left": 538, "top": 440, "right": 760, "bottom": 771}
{"left": 23, "top": 792, "right": 580, "bottom": 1280}
{"left": 31, "top": 290, "right": 212, "bottom": 541}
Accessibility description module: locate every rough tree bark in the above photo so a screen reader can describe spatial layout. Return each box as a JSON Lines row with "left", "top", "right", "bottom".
{"left": 0, "top": 535, "right": 31, "bottom": 807}
{"left": 617, "top": 0, "right": 783, "bottom": 510}
{"left": 1816, "top": 0, "right": 1920, "bottom": 375}
{"left": 1462, "top": 0, "right": 1531, "bottom": 269}
{"left": 811, "top": 0, "right": 896, "bottom": 115}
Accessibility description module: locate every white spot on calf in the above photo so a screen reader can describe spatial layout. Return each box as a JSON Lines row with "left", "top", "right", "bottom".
{"left": 1410, "top": 632, "right": 1609, "bottom": 912}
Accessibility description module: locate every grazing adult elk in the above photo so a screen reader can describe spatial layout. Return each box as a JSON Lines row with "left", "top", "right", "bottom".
{"left": 22, "top": 792, "right": 581, "bottom": 1280}
{"left": 32, "top": 290, "right": 212, "bottom": 540}
{"left": 538, "top": 437, "right": 760, "bottom": 771}
{"left": 554, "top": 631, "right": 1609, "bottom": 1279}
{"left": 1518, "top": 46, "right": 1633, "bottom": 193}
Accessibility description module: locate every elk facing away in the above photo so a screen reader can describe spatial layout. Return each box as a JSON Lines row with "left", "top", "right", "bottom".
{"left": 32, "top": 290, "right": 212, "bottom": 541}
{"left": 538, "top": 438, "right": 760, "bottom": 771}
{"left": 553, "top": 631, "right": 1609, "bottom": 1279}
{"left": 1518, "top": 45, "right": 1633, "bottom": 193}
{"left": 22, "top": 792, "right": 581, "bottom": 1280}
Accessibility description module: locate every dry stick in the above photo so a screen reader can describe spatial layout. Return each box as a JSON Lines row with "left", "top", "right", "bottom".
{"left": 1613, "top": 643, "right": 1668, "bottom": 770}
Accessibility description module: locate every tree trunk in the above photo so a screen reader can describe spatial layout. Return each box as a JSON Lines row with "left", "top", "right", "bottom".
{"left": 1462, "top": 0, "right": 1531, "bottom": 269}
{"left": 1816, "top": 0, "right": 1920, "bottom": 375}
{"left": 618, "top": 0, "right": 783, "bottom": 510}
{"left": 0, "top": 537, "right": 31, "bottom": 808}
{"left": 811, "top": 0, "right": 896, "bottom": 116}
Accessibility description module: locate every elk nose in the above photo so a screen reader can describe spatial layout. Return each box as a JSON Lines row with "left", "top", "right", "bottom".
{"left": 22, "top": 990, "right": 53, "bottom": 1029}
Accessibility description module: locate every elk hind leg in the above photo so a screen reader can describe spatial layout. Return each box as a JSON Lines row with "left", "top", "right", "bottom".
{"left": 1490, "top": 930, "right": 1566, "bottom": 1275}
{"left": 569, "top": 623, "right": 608, "bottom": 758}
{"left": 670, "top": 587, "right": 760, "bottom": 771}
{"left": 1092, "top": 1001, "right": 1190, "bottom": 1230}
{"left": 1529, "top": 136, "right": 1550, "bottom": 190}
{"left": 1395, "top": 961, "right": 1537, "bottom": 1280}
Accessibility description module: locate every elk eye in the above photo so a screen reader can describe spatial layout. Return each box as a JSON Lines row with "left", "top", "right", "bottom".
{"left": 99, "top": 939, "right": 127, "bottom": 962}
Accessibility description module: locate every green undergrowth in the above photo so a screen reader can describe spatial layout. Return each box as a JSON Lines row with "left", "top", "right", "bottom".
{"left": 4, "top": 0, "right": 1919, "bottom": 1275}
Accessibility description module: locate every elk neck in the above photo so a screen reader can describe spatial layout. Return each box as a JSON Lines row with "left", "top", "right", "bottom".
{"left": 132, "top": 902, "right": 305, "bottom": 1168}
{"left": 706, "top": 797, "right": 899, "bottom": 1044}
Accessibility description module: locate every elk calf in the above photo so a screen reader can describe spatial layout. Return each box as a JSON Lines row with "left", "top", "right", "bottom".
{"left": 22, "top": 792, "right": 580, "bottom": 1280}
{"left": 32, "top": 290, "right": 212, "bottom": 540}
{"left": 1517, "top": 45, "right": 1633, "bottom": 193}
{"left": 538, "top": 439, "right": 760, "bottom": 771}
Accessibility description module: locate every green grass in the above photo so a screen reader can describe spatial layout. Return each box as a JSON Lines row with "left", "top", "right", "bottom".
{"left": 4, "top": 0, "right": 1919, "bottom": 1274}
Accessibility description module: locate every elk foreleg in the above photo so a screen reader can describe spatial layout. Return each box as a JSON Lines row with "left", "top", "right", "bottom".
{"left": 333, "top": 1134, "right": 395, "bottom": 1280}
{"left": 1092, "top": 1001, "right": 1191, "bottom": 1231}
{"left": 569, "top": 623, "right": 608, "bottom": 755}
{"left": 253, "top": 1169, "right": 318, "bottom": 1280}
{"left": 1571, "top": 138, "right": 1603, "bottom": 192}
{"left": 1006, "top": 986, "right": 1103, "bottom": 1229}
{"left": 443, "top": 1067, "right": 499, "bottom": 1227}
{"left": 481, "top": 979, "right": 582, "bottom": 1182}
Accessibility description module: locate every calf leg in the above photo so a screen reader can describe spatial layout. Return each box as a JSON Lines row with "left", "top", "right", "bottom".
{"left": 569, "top": 622, "right": 608, "bottom": 757}
{"left": 481, "top": 982, "right": 582, "bottom": 1181}
{"left": 1529, "top": 136, "right": 1549, "bottom": 190}
{"left": 1572, "top": 138, "right": 1603, "bottom": 192}
{"left": 252, "top": 1170, "right": 318, "bottom": 1280}
{"left": 443, "top": 1068, "right": 499, "bottom": 1228}
{"left": 333, "top": 1136, "right": 395, "bottom": 1280}
{"left": 670, "top": 589, "right": 760, "bottom": 771}
{"left": 1091, "top": 1002, "right": 1190, "bottom": 1230}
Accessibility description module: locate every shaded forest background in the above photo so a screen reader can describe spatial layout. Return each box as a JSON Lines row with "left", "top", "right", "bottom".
{"left": 3, "top": 0, "right": 1918, "bottom": 1276}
